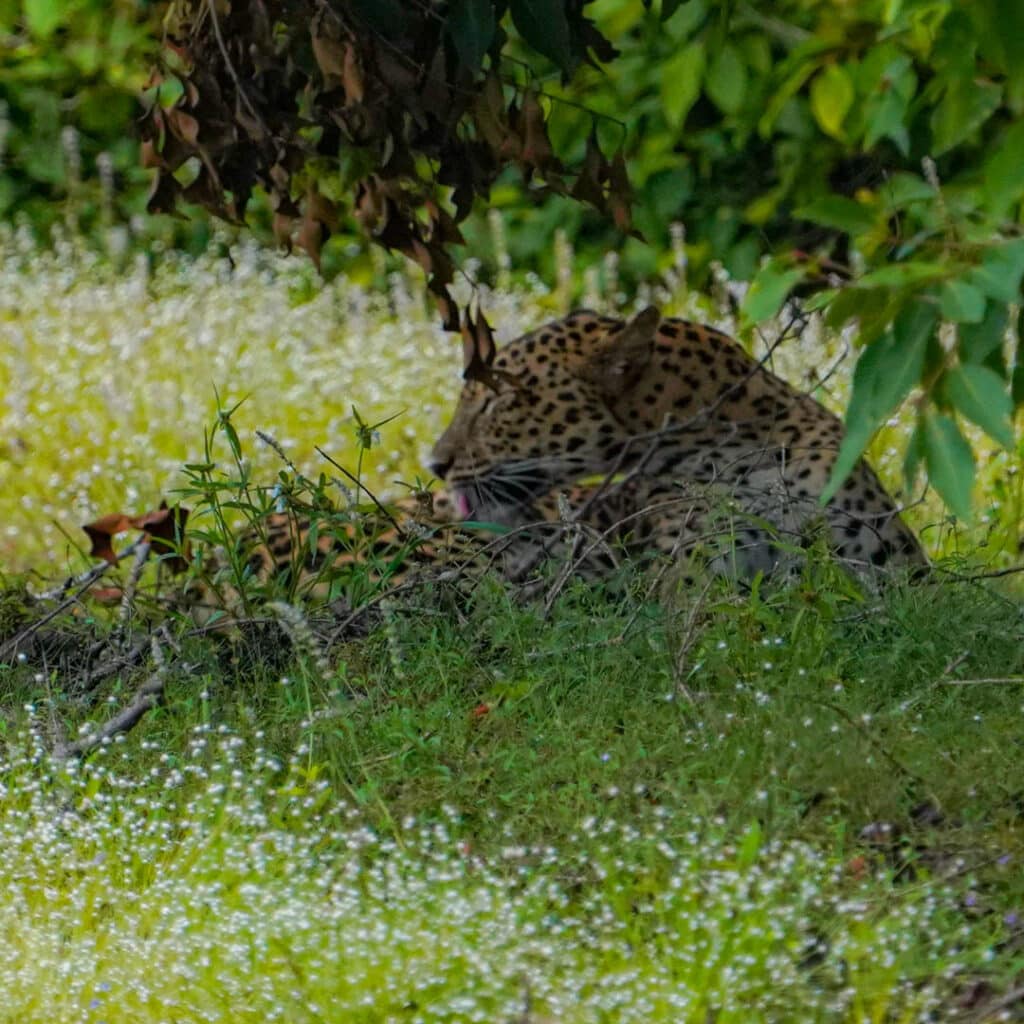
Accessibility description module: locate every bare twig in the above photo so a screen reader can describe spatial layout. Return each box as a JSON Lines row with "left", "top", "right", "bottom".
{"left": 571, "top": 310, "right": 808, "bottom": 525}
{"left": 932, "top": 564, "right": 1024, "bottom": 584}
{"left": 942, "top": 677, "right": 1024, "bottom": 687}
{"left": 315, "top": 446, "right": 406, "bottom": 538}
{"left": 116, "top": 540, "right": 150, "bottom": 643}
{"left": 940, "top": 650, "right": 971, "bottom": 679}
{"left": 808, "top": 698, "right": 930, "bottom": 791}
{"left": 325, "top": 575, "right": 428, "bottom": 647}
{"left": 54, "top": 635, "right": 175, "bottom": 760}
{"left": 74, "top": 637, "right": 151, "bottom": 701}
{"left": 671, "top": 577, "right": 715, "bottom": 703}
{"left": 2, "top": 541, "right": 145, "bottom": 663}
{"left": 204, "top": 0, "right": 266, "bottom": 132}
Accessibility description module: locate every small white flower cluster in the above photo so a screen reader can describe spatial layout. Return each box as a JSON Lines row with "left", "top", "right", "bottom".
{"left": 0, "top": 227, "right": 462, "bottom": 573}
{"left": 0, "top": 723, "right": 983, "bottom": 1022}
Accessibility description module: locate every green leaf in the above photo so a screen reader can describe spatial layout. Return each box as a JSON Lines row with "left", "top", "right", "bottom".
{"left": 661, "top": 0, "right": 706, "bottom": 33}
{"left": 994, "top": 0, "right": 1024, "bottom": 113}
{"left": 959, "top": 302, "right": 1007, "bottom": 364}
{"left": 157, "top": 77, "right": 186, "bottom": 110}
{"left": 854, "top": 262, "right": 946, "bottom": 289}
{"left": 758, "top": 61, "right": 816, "bottom": 138}
{"left": 878, "top": 172, "right": 935, "bottom": 213}
{"left": 794, "top": 195, "right": 877, "bottom": 236}
{"left": 822, "top": 300, "right": 937, "bottom": 503}
{"left": 23, "top": 0, "right": 62, "bottom": 37}
{"left": 923, "top": 410, "right": 976, "bottom": 521}
{"left": 803, "top": 288, "right": 838, "bottom": 313}
{"left": 939, "top": 279, "right": 986, "bottom": 324}
{"left": 967, "top": 238, "right": 1024, "bottom": 303}
{"left": 944, "top": 364, "right": 1015, "bottom": 449}
{"left": 448, "top": 0, "right": 496, "bottom": 72}
{"left": 862, "top": 58, "right": 915, "bottom": 154}
{"left": 509, "top": 0, "right": 575, "bottom": 74}
{"left": 736, "top": 822, "right": 762, "bottom": 868}
{"left": 660, "top": 43, "right": 705, "bottom": 128}
{"left": 931, "top": 76, "right": 1002, "bottom": 156}
{"left": 983, "top": 119, "right": 1024, "bottom": 215}
{"left": 864, "top": 89, "right": 910, "bottom": 154}
{"left": 810, "top": 64, "right": 854, "bottom": 139}
{"left": 740, "top": 260, "right": 803, "bottom": 328}
{"left": 823, "top": 287, "right": 888, "bottom": 332}
{"left": 977, "top": 0, "right": 1024, "bottom": 73}
{"left": 903, "top": 420, "right": 926, "bottom": 489}
{"left": 705, "top": 43, "right": 746, "bottom": 115}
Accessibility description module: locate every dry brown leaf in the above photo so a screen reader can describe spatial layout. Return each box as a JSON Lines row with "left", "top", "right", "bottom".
{"left": 83, "top": 503, "right": 191, "bottom": 572}
{"left": 461, "top": 306, "right": 499, "bottom": 387}
{"left": 312, "top": 33, "right": 346, "bottom": 88}
{"left": 167, "top": 108, "right": 200, "bottom": 146}
{"left": 521, "top": 90, "right": 556, "bottom": 177}
{"left": 343, "top": 42, "right": 365, "bottom": 104}
{"left": 140, "top": 1, "right": 627, "bottom": 337}
{"left": 273, "top": 211, "right": 295, "bottom": 251}
{"left": 607, "top": 149, "right": 634, "bottom": 234}
{"left": 146, "top": 171, "right": 183, "bottom": 216}
{"left": 83, "top": 513, "right": 135, "bottom": 564}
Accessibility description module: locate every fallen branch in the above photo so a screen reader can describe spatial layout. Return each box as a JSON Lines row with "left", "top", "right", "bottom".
{"left": 54, "top": 633, "right": 174, "bottom": 760}
{"left": 115, "top": 540, "right": 151, "bottom": 642}
{"left": 74, "top": 637, "right": 151, "bottom": 701}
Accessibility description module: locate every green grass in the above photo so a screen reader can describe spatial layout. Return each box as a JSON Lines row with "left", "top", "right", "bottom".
{"left": 2, "top": 232, "right": 1024, "bottom": 1021}
{"left": 2, "top": 568, "right": 1023, "bottom": 1021}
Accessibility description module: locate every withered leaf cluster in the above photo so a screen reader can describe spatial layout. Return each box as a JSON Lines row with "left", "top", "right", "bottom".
{"left": 140, "top": 0, "right": 633, "bottom": 353}
{"left": 84, "top": 503, "right": 191, "bottom": 572}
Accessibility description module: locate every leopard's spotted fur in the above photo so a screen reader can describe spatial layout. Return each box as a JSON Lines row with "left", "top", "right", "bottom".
{"left": 186, "top": 306, "right": 924, "bottom": 621}
{"left": 429, "top": 307, "right": 925, "bottom": 577}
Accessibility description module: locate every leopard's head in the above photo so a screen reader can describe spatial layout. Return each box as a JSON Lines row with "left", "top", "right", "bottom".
{"left": 429, "top": 307, "right": 662, "bottom": 524}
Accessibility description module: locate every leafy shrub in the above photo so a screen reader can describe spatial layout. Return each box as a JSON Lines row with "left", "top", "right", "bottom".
{"left": 0, "top": 0, "right": 158, "bottom": 233}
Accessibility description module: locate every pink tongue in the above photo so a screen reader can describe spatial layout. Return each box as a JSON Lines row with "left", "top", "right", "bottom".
{"left": 455, "top": 492, "right": 472, "bottom": 519}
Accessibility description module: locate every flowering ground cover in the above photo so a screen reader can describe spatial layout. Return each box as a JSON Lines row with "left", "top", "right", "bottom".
{"left": 1, "top": 229, "right": 1023, "bottom": 1021}
{"left": 2, "top": 573, "right": 1024, "bottom": 1022}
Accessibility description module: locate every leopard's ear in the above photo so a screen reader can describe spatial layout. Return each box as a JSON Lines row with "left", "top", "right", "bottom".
{"left": 576, "top": 306, "right": 660, "bottom": 397}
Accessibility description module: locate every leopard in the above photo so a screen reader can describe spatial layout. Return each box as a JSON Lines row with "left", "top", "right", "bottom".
{"left": 183, "top": 305, "right": 925, "bottom": 624}
{"left": 428, "top": 306, "right": 926, "bottom": 580}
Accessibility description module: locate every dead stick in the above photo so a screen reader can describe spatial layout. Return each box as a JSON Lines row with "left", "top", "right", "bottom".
{"left": 54, "top": 636, "right": 170, "bottom": 759}
{"left": 2, "top": 542, "right": 144, "bottom": 662}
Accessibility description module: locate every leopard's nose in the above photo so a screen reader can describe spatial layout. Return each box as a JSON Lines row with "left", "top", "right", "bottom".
{"left": 429, "top": 457, "right": 454, "bottom": 481}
